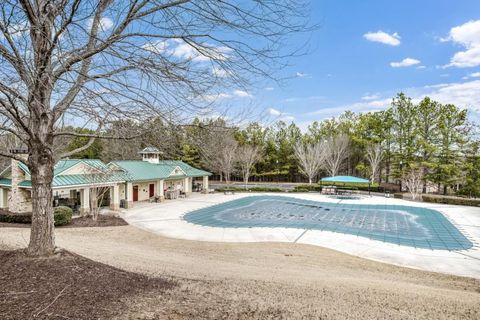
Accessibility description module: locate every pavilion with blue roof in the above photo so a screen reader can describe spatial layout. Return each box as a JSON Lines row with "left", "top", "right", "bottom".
{"left": 320, "top": 176, "right": 370, "bottom": 184}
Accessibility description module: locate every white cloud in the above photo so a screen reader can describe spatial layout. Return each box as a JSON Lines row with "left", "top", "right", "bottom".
{"left": 307, "top": 79, "right": 480, "bottom": 119}
{"left": 463, "top": 72, "right": 480, "bottom": 79}
{"left": 88, "top": 17, "right": 113, "bottom": 31}
{"left": 233, "top": 90, "right": 252, "bottom": 98}
{"left": 363, "top": 31, "right": 401, "bottom": 46}
{"left": 390, "top": 58, "right": 421, "bottom": 68}
{"left": 307, "top": 98, "right": 391, "bottom": 118}
{"left": 442, "top": 20, "right": 480, "bottom": 68}
{"left": 0, "top": 22, "right": 29, "bottom": 39}
{"left": 296, "top": 72, "right": 309, "bottom": 78}
{"left": 417, "top": 65, "right": 426, "bottom": 69}
{"left": 427, "top": 79, "right": 480, "bottom": 112}
{"left": 267, "top": 108, "right": 282, "bottom": 116}
{"left": 198, "top": 89, "right": 252, "bottom": 102}
{"left": 264, "top": 87, "right": 274, "bottom": 91}
{"left": 199, "top": 93, "right": 232, "bottom": 102}
{"left": 280, "top": 115, "right": 295, "bottom": 121}
{"left": 361, "top": 94, "right": 380, "bottom": 101}
{"left": 143, "top": 39, "right": 232, "bottom": 62}
{"left": 267, "top": 107, "right": 295, "bottom": 121}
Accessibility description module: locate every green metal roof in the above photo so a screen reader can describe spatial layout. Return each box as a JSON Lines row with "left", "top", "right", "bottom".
{"left": 0, "top": 162, "right": 30, "bottom": 178}
{"left": 1, "top": 174, "right": 126, "bottom": 188}
{"left": 54, "top": 159, "right": 108, "bottom": 175}
{"left": 15, "top": 173, "right": 127, "bottom": 188}
{"left": 111, "top": 160, "right": 211, "bottom": 181}
{"left": 160, "top": 160, "right": 212, "bottom": 178}
{"left": 18, "top": 162, "right": 30, "bottom": 175}
{"left": 139, "top": 147, "right": 161, "bottom": 154}
{"left": 0, "top": 178, "right": 12, "bottom": 187}
{"left": 1, "top": 159, "right": 210, "bottom": 188}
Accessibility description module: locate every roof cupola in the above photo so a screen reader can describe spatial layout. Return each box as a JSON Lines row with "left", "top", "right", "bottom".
{"left": 139, "top": 147, "right": 161, "bottom": 164}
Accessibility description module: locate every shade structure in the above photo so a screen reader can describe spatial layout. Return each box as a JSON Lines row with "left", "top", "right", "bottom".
{"left": 321, "top": 175, "right": 369, "bottom": 183}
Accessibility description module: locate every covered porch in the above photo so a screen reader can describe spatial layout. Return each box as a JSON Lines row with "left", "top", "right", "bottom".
{"left": 124, "top": 175, "right": 209, "bottom": 207}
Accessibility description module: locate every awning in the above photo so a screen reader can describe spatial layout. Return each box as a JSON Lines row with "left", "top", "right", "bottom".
{"left": 320, "top": 176, "right": 369, "bottom": 183}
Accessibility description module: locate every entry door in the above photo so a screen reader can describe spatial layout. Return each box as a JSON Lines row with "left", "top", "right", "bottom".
{"left": 133, "top": 186, "right": 139, "bottom": 202}
{"left": 149, "top": 183, "right": 155, "bottom": 198}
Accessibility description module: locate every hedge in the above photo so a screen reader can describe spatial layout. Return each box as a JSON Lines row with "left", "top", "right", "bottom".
{"left": 422, "top": 195, "right": 480, "bottom": 207}
{"left": 0, "top": 206, "right": 73, "bottom": 225}
{"left": 292, "top": 184, "right": 322, "bottom": 192}
{"left": 215, "top": 186, "right": 284, "bottom": 193}
{"left": 0, "top": 211, "right": 32, "bottom": 224}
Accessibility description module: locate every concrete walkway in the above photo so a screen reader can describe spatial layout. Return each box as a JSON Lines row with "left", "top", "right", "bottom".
{"left": 122, "top": 192, "right": 480, "bottom": 278}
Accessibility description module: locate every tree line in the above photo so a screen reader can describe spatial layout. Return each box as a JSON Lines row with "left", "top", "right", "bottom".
{"left": 12, "top": 93, "right": 473, "bottom": 197}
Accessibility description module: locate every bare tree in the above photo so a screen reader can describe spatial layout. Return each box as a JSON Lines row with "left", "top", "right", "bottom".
{"left": 0, "top": 133, "right": 18, "bottom": 170}
{"left": 84, "top": 165, "right": 118, "bottom": 221}
{"left": 199, "top": 129, "right": 238, "bottom": 185}
{"left": 366, "top": 143, "right": 383, "bottom": 183}
{"left": 403, "top": 167, "right": 423, "bottom": 200}
{"left": 237, "top": 145, "right": 262, "bottom": 189}
{"left": 0, "top": 1, "right": 310, "bottom": 256}
{"left": 324, "top": 134, "right": 350, "bottom": 177}
{"left": 294, "top": 141, "right": 325, "bottom": 184}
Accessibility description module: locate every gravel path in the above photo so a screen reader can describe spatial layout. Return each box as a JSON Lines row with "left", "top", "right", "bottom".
{"left": 1, "top": 226, "right": 479, "bottom": 319}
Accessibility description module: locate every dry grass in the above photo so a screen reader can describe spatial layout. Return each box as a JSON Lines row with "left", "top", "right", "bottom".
{"left": 1, "top": 226, "right": 479, "bottom": 319}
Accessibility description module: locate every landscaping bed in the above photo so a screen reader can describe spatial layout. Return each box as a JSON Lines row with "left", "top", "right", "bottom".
{"left": 0, "top": 249, "right": 175, "bottom": 320}
{"left": 0, "top": 210, "right": 128, "bottom": 228}
{"left": 422, "top": 194, "right": 480, "bottom": 207}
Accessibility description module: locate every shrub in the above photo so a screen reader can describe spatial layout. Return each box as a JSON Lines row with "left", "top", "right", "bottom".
{"left": 393, "top": 193, "right": 404, "bottom": 199}
{"left": 422, "top": 195, "right": 480, "bottom": 207}
{"left": 0, "top": 206, "right": 73, "bottom": 225}
{"left": 54, "top": 206, "right": 73, "bottom": 226}
{"left": 292, "top": 184, "right": 322, "bottom": 192}
{"left": 0, "top": 210, "right": 31, "bottom": 224}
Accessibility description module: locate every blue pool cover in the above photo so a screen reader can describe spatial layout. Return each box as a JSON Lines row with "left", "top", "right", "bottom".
{"left": 183, "top": 196, "right": 473, "bottom": 250}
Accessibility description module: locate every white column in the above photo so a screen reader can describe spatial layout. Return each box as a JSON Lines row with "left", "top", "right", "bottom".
{"left": 157, "top": 179, "right": 164, "bottom": 197}
{"left": 184, "top": 177, "right": 190, "bottom": 193}
{"left": 109, "top": 185, "right": 120, "bottom": 210}
{"left": 0, "top": 187, "right": 6, "bottom": 209}
{"left": 126, "top": 182, "right": 133, "bottom": 208}
{"left": 80, "top": 188, "right": 90, "bottom": 215}
{"left": 203, "top": 176, "right": 209, "bottom": 192}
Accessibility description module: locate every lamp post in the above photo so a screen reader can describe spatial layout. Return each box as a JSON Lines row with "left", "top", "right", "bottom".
{"left": 399, "top": 160, "right": 403, "bottom": 191}
{"left": 275, "top": 160, "right": 279, "bottom": 184}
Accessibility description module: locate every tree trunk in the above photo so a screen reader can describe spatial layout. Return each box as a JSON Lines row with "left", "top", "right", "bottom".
{"left": 27, "top": 149, "right": 55, "bottom": 257}
{"left": 308, "top": 177, "right": 312, "bottom": 185}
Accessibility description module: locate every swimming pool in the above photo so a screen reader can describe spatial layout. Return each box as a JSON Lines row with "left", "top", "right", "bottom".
{"left": 183, "top": 196, "right": 473, "bottom": 250}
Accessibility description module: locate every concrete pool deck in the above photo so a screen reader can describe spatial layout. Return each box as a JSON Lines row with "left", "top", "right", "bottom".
{"left": 121, "top": 193, "right": 480, "bottom": 278}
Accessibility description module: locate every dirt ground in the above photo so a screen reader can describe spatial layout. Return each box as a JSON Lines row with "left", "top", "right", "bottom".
{"left": 0, "top": 250, "right": 174, "bottom": 319}
{"left": 1, "top": 226, "right": 479, "bottom": 319}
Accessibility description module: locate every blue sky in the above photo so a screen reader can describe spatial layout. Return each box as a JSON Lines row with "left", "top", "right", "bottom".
{"left": 250, "top": 0, "right": 480, "bottom": 128}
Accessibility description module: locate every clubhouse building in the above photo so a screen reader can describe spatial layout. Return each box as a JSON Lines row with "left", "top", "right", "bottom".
{"left": 0, "top": 147, "right": 211, "bottom": 214}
